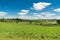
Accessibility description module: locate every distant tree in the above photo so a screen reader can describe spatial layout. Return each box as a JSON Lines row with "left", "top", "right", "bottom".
{"left": 57, "top": 20, "right": 60, "bottom": 24}
{"left": 16, "top": 18, "right": 19, "bottom": 23}
{"left": 29, "top": 20, "right": 32, "bottom": 24}
{"left": 15, "top": 18, "right": 23, "bottom": 23}
{"left": 0, "top": 18, "right": 5, "bottom": 22}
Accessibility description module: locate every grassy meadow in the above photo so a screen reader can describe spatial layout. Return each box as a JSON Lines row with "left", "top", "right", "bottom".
{"left": 0, "top": 22, "right": 60, "bottom": 40}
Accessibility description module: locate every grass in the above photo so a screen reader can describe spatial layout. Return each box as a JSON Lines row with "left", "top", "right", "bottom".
{"left": 0, "top": 22, "right": 60, "bottom": 40}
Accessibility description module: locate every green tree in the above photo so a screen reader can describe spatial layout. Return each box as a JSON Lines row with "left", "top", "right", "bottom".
{"left": 57, "top": 20, "right": 60, "bottom": 24}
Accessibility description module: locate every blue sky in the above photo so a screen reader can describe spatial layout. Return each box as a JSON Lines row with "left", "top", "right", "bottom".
{"left": 0, "top": 0, "right": 60, "bottom": 19}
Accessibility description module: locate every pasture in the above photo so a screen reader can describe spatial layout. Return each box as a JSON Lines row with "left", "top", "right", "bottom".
{"left": 0, "top": 22, "right": 60, "bottom": 40}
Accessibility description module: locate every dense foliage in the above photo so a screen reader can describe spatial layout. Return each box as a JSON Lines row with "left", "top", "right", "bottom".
{"left": 0, "top": 18, "right": 59, "bottom": 25}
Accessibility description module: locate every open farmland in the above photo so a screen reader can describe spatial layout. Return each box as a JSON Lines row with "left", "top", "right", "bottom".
{"left": 0, "top": 22, "right": 60, "bottom": 40}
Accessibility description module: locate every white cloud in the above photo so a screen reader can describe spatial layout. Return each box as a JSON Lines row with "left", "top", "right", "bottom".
{"left": 17, "top": 2, "right": 52, "bottom": 20}
{"left": 18, "top": 15, "right": 29, "bottom": 19}
{"left": 18, "top": 15, "right": 41, "bottom": 20}
{"left": 53, "top": 8, "right": 60, "bottom": 12}
{"left": 4, "top": 16, "right": 17, "bottom": 19}
{"left": 18, "top": 15, "right": 60, "bottom": 20}
{"left": 18, "top": 12, "right": 56, "bottom": 20}
{"left": 32, "top": 2, "right": 51, "bottom": 10}
{"left": 0, "top": 12, "right": 8, "bottom": 17}
{"left": 41, "top": 12, "right": 56, "bottom": 17}
{"left": 18, "top": 9, "right": 29, "bottom": 15}
{"left": 32, "top": 12, "right": 56, "bottom": 19}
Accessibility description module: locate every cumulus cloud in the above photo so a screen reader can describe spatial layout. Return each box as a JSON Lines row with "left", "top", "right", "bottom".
{"left": 18, "top": 12, "right": 56, "bottom": 20}
{"left": 53, "top": 8, "right": 60, "bottom": 12}
{"left": 32, "top": 12, "right": 56, "bottom": 19}
{"left": 17, "top": 2, "right": 53, "bottom": 19}
{"left": 41, "top": 12, "right": 56, "bottom": 17}
{"left": 18, "top": 15, "right": 30, "bottom": 19}
{"left": 18, "top": 15, "right": 41, "bottom": 20}
{"left": 32, "top": 2, "right": 51, "bottom": 10}
{"left": 4, "top": 16, "right": 17, "bottom": 19}
{"left": 0, "top": 12, "right": 8, "bottom": 17}
{"left": 17, "top": 9, "right": 29, "bottom": 15}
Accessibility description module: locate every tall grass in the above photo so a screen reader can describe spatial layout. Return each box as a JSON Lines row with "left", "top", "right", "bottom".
{"left": 0, "top": 22, "right": 60, "bottom": 40}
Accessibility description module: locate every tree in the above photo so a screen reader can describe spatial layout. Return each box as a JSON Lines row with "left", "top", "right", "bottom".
{"left": 29, "top": 20, "right": 32, "bottom": 24}
{"left": 15, "top": 18, "right": 19, "bottom": 23}
{"left": 57, "top": 20, "right": 60, "bottom": 24}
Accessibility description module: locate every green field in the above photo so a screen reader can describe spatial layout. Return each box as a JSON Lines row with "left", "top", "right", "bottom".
{"left": 0, "top": 22, "right": 60, "bottom": 40}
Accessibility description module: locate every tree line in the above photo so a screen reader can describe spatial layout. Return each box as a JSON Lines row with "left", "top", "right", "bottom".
{"left": 0, "top": 18, "right": 60, "bottom": 25}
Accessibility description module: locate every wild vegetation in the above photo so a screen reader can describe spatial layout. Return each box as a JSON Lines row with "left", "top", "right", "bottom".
{"left": 0, "top": 18, "right": 60, "bottom": 40}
